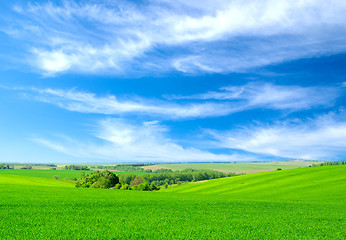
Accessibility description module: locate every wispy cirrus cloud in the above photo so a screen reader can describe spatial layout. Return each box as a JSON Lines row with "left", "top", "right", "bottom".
{"left": 11, "top": 82, "right": 340, "bottom": 119}
{"left": 2, "top": 0, "right": 346, "bottom": 75}
{"left": 29, "top": 88, "right": 237, "bottom": 119}
{"left": 32, "top": 118, "right": 246, "bottom": 162}
{"left": 167, "top": 82, "right": 340, "bottom": 111}
{"left": 206, "top": 112, "right": 346, "bottom": 160}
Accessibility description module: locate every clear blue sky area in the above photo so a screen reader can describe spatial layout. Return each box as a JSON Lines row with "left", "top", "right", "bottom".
{"left": 0, "top": 0, "right": 346, "bottom": 163}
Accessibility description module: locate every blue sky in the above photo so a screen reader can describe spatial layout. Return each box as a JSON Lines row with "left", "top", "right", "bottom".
{"left": 0, "top": 0, "right": 346, "bottom": 163}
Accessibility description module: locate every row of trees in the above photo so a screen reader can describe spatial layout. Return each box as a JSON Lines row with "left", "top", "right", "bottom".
{"left": 75, "top": 171, "right": 160, "bottom": 191}
{"left": 75, "top": 169, "right": 237, "bottom": 191}
{"left": 21, "top": 165, "right": 32, "bottom": 169}
{"left": 0, "top": 164, "right": 13, "bottom": 169}
{"left": 98, "top": 165, "right": 153, "bottom": 173}
{"left": 117, "top": 170, "right": 237, "bottom": 187}
{"left": 114, "top": 175, "right": 160, "bottom": 191}
{"left": 64, "top": 165, "right": 90, "bottom": 170}
{"left": 312, "top": 161, "right": 346, "bottom": 167}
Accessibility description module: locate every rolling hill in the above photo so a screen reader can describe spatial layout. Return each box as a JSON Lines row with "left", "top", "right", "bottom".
{"left": 164, "top": 165, "right": 346, "bottom": 202}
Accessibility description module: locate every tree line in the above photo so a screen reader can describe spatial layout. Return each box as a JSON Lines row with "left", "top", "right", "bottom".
{"left": 312, "top": 161, "right": 345, "bottom": 167}
{"left": 64, "top": 165, "right": 90, "bottom": 170}
{"left": 0, "top": 164, "right": 13, "bottom": 169}
{"left": 75, "top": 169, "right": 238, "bottom": 191}
{"left": 96, "top": 165, "right": 153, "bottom": 173}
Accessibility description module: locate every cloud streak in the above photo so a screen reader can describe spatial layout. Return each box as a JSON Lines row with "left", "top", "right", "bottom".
{"left": 168, "top": 82, "right": 340, "bottom": 112}
{"left": 13, "top": 82, "right": 340, "bottom": 119}
{"left": 2, "top": 0, "right": 346, "bottom": 75}
{"left": 30, "top": 88, "right": 236, "bottom": 119}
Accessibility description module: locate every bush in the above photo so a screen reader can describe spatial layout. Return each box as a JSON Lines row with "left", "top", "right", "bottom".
{"left": 120, "top": 183, "right": 129, "bottom": 190}
{"left": 149, "top": 182, "right": 160, "bottom": 191}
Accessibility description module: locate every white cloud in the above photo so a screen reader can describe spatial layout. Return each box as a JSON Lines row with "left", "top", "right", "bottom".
{"left": 168, "top": 82, "right": 339, "bottom": 111}
{"left": 30, "top": 88, "right": 236, "bottom": 119}
{"left": 3, "top": 0, "right": 346, "bottom": 75}
{"left": 207, "top": 112, "right": 346, "bottom": 160}
{"left": 33, "top": 118, "right": 244, "bottom": 162}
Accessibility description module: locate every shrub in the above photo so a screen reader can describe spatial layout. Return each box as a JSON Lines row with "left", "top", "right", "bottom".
{"left": 120, "top": 183, "right": 129, "bottom": 190}
{"left": 149, "top": 182, "right": 160, "bottom": 191}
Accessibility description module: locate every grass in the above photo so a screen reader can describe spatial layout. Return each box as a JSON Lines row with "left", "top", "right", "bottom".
{"left": 143, "top": 160, "right": 321, "bottom": 173}
{"left": 0, "top": 165, "right": 344, "bottom": 239}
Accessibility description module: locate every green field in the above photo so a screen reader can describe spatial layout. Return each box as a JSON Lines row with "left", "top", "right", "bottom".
{"left": 143, "top": 160, "right": 321, "bottom": 173}
{"left": 0, "top": 165, "right": 345, "bottom": 239}
{"left": 164, "top": 165, "right": 346, "bottom": 202}
{"left": 0, "top": 169, "right": 90, "bottom": 179}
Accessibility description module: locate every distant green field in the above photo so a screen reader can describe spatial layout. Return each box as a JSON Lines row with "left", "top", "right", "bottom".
{"left": 0, "top": 169, "right": 91, "bottom": 179}
{"left": 0, "top": 174, "right": 75, "bottom": 188}
{"left": 144, "top": 160, "right": 321, "bottom": 173}
{"left": 0, "top": 165, "right": 344, "bottom": 239}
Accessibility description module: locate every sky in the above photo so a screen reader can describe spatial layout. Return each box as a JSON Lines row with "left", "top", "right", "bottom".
{"left": 0, "top": 0, "right": 346, "bottom": 164}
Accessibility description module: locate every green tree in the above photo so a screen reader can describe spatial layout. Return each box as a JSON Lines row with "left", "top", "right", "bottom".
{"left": 130, "top": 175, "right": 144, "bottom": 186}
{"left": 75, "top": 170, "right": 119, "bottom": 189}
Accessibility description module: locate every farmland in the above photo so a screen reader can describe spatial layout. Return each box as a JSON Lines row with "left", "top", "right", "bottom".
{"left": 142, "top": 160, "right": 322, "bottom": 173}
{"left": 0, "top": 165, "right": 345, "bottom": 239}
{"left": 0, "top": 169, "right": 90, "bottom": 180}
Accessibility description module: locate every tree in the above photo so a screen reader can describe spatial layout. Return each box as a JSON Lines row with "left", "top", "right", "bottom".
{"left": 76, "top": 170, "right": 119, "bottom": 189}
{"left": 130, "top": 176, "right": 144, "bottom": 186}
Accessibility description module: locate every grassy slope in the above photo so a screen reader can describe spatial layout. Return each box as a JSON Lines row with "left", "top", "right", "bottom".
{"left": 164, "top": 165, "right": 346, "bottom": 202}
{"left": 146, "top": 160, "right": 320, "bottom": 173}
{"left": 0, "top": 166, "right": 345, "bottom": 239}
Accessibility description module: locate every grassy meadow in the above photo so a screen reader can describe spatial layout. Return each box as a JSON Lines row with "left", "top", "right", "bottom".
{"left": 0, "top": 164, "right": 345, "bottom": 239}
